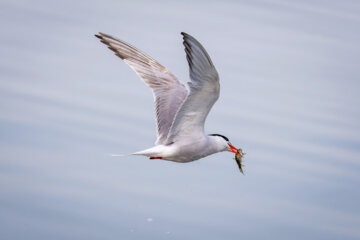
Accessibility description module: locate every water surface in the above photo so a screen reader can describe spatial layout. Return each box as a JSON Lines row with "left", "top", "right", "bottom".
{"left": 1, "top": 0, "right": 360, "bottom": 239}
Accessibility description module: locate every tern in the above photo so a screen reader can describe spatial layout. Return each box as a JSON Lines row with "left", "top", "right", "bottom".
{"left": 95, "top": 32, "right": 244, "bottom": 171}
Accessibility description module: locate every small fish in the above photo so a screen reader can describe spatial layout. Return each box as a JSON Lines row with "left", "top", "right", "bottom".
{"left": 234, "top": 148, "right": 245, "bottom": 174}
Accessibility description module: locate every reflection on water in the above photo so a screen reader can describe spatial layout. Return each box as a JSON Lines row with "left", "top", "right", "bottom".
{"left": 1, "top": 0, "right": 360, "bottom": 239}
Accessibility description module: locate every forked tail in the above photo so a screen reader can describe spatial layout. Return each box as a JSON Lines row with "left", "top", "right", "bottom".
{"left": 108, "top": 153, "right": 132, "bottom": 157}
{"left": 109, "top": 146, "right": 164, "bottom": 158}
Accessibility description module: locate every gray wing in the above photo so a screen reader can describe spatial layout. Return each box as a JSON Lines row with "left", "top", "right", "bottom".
{"left": 165, "top": 32, "right": 220, "bottom": 144}
{"left": 95, "top": 32, "right": 188, "bottom": 145}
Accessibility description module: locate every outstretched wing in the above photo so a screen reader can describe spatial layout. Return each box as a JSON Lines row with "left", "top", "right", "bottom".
{"left": 95, "top": 32, "right": 188, "bottom": 145}
{"left": 165, "top": 32, "right": 220, "bottom": 144}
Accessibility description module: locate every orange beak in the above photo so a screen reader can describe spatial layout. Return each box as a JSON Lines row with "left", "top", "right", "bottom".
{"left": 227, "top": 143, "right": 239, "bottom": 154}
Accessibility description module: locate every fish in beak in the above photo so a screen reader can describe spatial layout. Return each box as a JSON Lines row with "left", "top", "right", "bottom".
{"left": 228, "top": 143, "right": 245, "bottom": 174}
{"left": 235, "top": 148, "right": 245, "bottom": 174}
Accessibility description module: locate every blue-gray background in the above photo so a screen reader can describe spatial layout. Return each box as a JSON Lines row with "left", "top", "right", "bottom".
{"left": 1, "top": 0, "right": 360, "bottom": 239}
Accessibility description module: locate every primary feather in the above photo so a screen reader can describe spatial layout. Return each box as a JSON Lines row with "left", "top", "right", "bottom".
{"left": 165, "top": 32, "right": 220, "bottom": 144}
{"left": 95, "top": 32, "right": 188, "bottom": 145}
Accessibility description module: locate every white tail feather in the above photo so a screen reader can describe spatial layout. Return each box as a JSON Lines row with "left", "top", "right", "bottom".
{"left": 108, "top": 146, "right": 165, "bottom": 158}
{"left": 108, "top": 153, "right": 132, "bottom": 157}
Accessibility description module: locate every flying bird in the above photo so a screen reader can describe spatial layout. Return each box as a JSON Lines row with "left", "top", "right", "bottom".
{"left": 95, "top": 32, "right": 244, "bottom": 171}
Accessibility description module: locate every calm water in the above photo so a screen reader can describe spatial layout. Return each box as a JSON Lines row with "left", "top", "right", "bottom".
{"left": 1, "top": 0, "right": 360, "bottom": 239}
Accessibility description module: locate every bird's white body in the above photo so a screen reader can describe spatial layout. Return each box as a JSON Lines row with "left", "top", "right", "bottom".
{"left": 95, "top": 32, "right": 240, "bottom": 163}
{"left": 133, "top": 135, "right": 229, "bottom": 162}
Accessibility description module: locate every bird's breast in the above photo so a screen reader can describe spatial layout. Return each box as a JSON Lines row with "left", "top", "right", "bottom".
{"left": 160, "top": 138, "right": 218, "bottom": 162}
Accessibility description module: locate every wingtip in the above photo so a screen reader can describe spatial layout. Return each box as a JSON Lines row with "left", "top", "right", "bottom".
{"left": 109, "top": 153, "right": 129, "bottom": 157}
{"left": 181, "top": 32, "right": 190, "bottom": 38}
{"left": 95, "top": 32, "right": 111, "bottom": 39}
{"left": 181, "top": 32, "right": 199, "bottom": 45}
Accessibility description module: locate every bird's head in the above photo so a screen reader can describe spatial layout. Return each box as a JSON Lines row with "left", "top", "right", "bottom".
{"left": 209, "top": 133, "right": 245, "bottom": 174}
{"left": 209, "top": 134, "right": 239, "bottom": 153}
